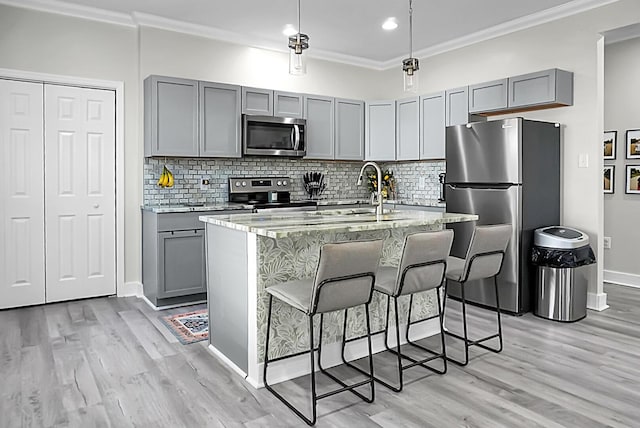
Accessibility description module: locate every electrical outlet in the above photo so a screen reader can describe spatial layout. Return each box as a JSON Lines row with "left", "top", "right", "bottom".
{"left": 603, "top": 236, "right": 611, "bottom": 249}
{"left": 200, "top": 178, "right": 210, "bottom": 191}
{"left": 419, "top": 176, "right": 426, "bottom": 190}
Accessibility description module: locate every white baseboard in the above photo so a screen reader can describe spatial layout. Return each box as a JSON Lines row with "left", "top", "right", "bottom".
{"left": 587, "top": 292, "right": 609, "bottom": 312}
{"left": 118, "top": 281, "right": 142, "bottom": 297}
{"left": 604, "top": 269, "right": 640, "bottom": 289}
{"left": 139, "top": 294, "right": 206, "bottom": 311}
{"left": 246, "top": 318, "right": 441, "bottom": 388}
{"left": 208, "top": 344, "right": 248, "bottom": 379}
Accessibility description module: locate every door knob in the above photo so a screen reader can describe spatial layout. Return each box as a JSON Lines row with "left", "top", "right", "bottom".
{"left": 93, "top": 203, "right": 100, "bottom": 208}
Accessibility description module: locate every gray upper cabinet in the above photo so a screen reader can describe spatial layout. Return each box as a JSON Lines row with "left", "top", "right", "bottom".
{"left": 304, "top": 95, "right": 335, "bottom": 159}
{"left": 445, "top": 86, "right": 470, "bottom": 126}
{"left": 144, "top": 75, "right": 199, "bottom": 157}
{"left": 508, "top": 68, "right": 573, "bottom": 109}
{"left": 395, "top": 97, "right": 420, "bottom": 161}
{"left": 420, "top": 92, "right": 446, "bottom": 160}
{"left": 335, "top": 98, "right": 364, "bottom": 160}
{"left": 199, "top": 81, "right": 242, "bottom": 158}
{"left": 274, "top": 91, "right": 304, "bottom": 118}
{"left": 365, "top": 101, "right": 396, "bottom": 161}
{"left": 242, "top": 87, "right": 273, "bottom": 115}
{"left": 468, "top": 78, "right": 508, "bottom": 114}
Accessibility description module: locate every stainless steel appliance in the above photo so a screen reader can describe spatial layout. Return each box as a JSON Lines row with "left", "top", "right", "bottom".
{"left": 445, "top": 118, "right": 561, "bottom": 315}
{"left": 228, "top": 176, "right": 316, "bottom": 212}
{"left": 242, "top": 115, "right": 306, "bottom": 157}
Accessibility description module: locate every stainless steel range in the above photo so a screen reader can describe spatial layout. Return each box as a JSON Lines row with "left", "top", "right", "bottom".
{"left": 228, "top": 176, "right": 317, "bottom": 212}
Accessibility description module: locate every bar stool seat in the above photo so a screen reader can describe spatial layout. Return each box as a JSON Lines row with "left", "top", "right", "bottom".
{"left": 444, "top": 256, "right": 465, "bottom": 281}
{"left": 263, "top": 239, "right": 383, "bottom": 426}
{"left": 373, "top": 266, "right": 397, "bottom": 295}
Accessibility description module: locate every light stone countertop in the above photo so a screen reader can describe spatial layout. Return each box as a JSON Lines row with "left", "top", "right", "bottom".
{"left": 200, "top": 208, "right": 477, "bottom": 239}
{"left": 141, "top": 203, "right": 252, "bottom": 213}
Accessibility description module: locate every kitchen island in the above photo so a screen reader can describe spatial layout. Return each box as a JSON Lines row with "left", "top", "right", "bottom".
{"left": 200, "top": 208, "right": 477, "bottom": 387}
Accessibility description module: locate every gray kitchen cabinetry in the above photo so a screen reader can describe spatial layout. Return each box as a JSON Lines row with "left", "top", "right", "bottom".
{"left": 199, "top": 81, "right": 242, "bottom": 158}
{"left": 304, "top": 95, "right": 335, "bottom": 159}
{"left": 508, "top": 68, "right": 573, "bottom": 109}
{"left": 335, "top": 98, "right": 364, "bottom": 160}
{"left": 365, "top": 100, "right": 396, "bottom": 161}
{"left": 144, "top": 75, "right": 199, "bottom": 157}
{"left": 468, "top": 79, "right": 508, "bottom": 114}
{"left": 274, "top": 91, "right": 304, "bottom": 118}
{"left": 396, "top": 96, "right": 420, "bottom": 161}
{"left": 445, "top": 86, "right": 470, "bottom": 126}
{"left": 241, "top": 87, "right": 273, "bottom": 115}
{"left": 420, "top": 92, "right": 446, "bottom": 160}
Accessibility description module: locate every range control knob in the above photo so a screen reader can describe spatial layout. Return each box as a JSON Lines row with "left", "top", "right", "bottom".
{"left": 241, "top": 181, "right": 247, "bottom": 187}
{"left": 277, "top": 181, "right": 282, "bottom": 186}
{"left": 283, "top": 180, "right": 288, "bottom": 186}
{"left": 235, "top": 181, "right": 241, "bottom": 187}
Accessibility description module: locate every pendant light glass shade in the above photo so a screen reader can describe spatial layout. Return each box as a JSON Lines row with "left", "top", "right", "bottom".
{"left": 288, "top": 0, "right": 309, "bottom": 75}
{"left": 403, "top": 0, "right": 419, "bottom": 92}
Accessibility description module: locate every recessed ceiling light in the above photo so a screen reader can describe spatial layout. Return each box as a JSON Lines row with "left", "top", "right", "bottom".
{"left": 382, "top": 17, "right": 398, "bottom": 31}
{"left": 283, "top": 24, "right": 297, "bottom": 37}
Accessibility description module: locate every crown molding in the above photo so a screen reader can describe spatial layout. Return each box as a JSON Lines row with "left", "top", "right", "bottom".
{"left": 0, "top": 0, "right": 620, "bottom": 70}
{"left": 603, "top": 22, "right": 640, "bottom": 44}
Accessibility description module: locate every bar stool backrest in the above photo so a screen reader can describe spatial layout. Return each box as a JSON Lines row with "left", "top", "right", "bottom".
{"left": 395, "top": 230, "right": 454, "bottom": 296}
{"left": 311, "top": 239, "right": 383, "bottom": 314}
{"left": 462, "top": 224, "right": 512, "bottom": 282}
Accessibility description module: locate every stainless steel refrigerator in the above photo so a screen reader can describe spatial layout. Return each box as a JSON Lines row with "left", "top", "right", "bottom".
{"left": 445, "top": 118, "right": 560, "bottom": 315}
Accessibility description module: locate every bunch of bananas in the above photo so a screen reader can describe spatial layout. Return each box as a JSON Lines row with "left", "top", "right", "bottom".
{"left": 157, "top": 165, "right": 174, "bottom": 188}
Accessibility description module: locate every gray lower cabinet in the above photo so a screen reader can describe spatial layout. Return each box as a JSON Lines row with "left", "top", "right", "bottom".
{"left": 241, "top": 87, "right": 273, "bottom": 115}
{"left": 304, "top": 95, "right": 335, "bottom": 159}
{"left": 274, "top": 91, "right": 304, "bottom": 118}
{"left": 144, "top": 75, "right": 199, "bottom": 157}
{"left": 365, "top": 100, "right": 396, "bottom": 161}
{"left": 142, "top": 209, "right": 249, "bottom": 307}
{"left": 199, "top": 81, "right": 242, "bottom": 157}
{"left": 396, "top": 96, "right": 420, "bottom": 161}
{"left": 508, "top": 68, "right": 573, "bottom": 109}
{"left": 335, "top": 98, "right": 364, "bottom": 160}
{"left": 468, "top": 79, "right": 508, "bottom": 114}
{"left": 420, "top": 92, "right": 445, "bottom": 160}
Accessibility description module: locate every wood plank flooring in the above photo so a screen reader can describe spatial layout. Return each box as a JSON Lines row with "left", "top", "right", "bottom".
{"left": 1, "top": 283, "right": 639, "bottom": 427}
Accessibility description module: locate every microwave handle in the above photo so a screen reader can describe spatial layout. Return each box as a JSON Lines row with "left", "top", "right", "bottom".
{"left": 293, "top": 124, "right": 301, "bottom": 150}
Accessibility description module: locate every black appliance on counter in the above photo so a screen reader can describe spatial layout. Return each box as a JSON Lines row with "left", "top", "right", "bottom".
{"left": 228, "top": 176, "right": 316, "bottom": 212}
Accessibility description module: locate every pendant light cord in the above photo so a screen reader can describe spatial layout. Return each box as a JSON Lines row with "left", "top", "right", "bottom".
{"left": 409, "top": 0, "right": 413, "bottom": 57}
{"left": 297, "top": 0, "right": 301, "bottom": 43}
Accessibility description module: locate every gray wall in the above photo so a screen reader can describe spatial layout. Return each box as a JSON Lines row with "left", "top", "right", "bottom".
{"left": 603, "top": 36, "right": 640, "bottom": 279}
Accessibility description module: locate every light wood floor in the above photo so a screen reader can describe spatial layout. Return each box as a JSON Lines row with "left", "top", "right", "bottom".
{"left": 1, "top": 283, "right": 639, "bottom": 427}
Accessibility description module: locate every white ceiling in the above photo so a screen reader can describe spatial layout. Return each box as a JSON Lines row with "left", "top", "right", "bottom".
{"left": 2, "top": 0, "right": 618, "bottom": 69}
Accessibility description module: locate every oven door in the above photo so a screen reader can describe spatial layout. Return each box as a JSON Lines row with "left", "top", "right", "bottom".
{"left": 243, "top": 115, "right": 306, "bottom": 156}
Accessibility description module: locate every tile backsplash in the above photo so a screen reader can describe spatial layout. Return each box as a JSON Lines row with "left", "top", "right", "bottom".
{"left": 143, "top": 157, "right": 445, "bottom": 205}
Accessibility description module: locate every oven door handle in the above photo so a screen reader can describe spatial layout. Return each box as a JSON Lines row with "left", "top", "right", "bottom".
{"left": 293, "top": 124, "right": 301, "bottom": 151}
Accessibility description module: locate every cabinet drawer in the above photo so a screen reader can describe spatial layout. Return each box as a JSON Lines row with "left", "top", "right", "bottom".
{"left": 157, "top": 211, "right": 220, "bottom": 231}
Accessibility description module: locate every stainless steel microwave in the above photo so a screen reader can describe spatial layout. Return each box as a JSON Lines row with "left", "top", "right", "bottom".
{"left": 242, "top": 115, "right": 306, "bottom": 157}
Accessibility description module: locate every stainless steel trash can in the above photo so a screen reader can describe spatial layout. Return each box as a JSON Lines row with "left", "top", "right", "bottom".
{"left": 531, "top": 226, "right": 596, "bottom": 322}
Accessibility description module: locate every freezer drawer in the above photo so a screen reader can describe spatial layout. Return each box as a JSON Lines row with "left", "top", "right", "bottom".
{"left": 445, "top": 184, "right": 527, "bottom": 314}
{"left": 446, "top": 118, "right": 521, "bottom": 184}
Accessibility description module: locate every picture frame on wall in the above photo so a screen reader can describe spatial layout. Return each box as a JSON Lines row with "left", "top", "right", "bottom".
{"left": 604, "top": 165, "right": 614, "bottom": 194}
{"left": 625, "top": 165, "right": 640, "bottom": 194}
{"left": 626, "top": 129, "right": 640, "bottom": 159}
{"left": 604, "top": 130, "right": 617, "bottom": 159}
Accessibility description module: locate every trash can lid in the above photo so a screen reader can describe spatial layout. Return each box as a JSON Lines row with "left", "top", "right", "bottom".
{"left": 534, "top": 226, "right": 590, "bottom": 249}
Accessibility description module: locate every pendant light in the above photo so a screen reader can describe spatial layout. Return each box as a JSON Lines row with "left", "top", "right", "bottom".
{"left": 288, "top": 0, "right": 309, "bottom": 75}
{"left": 402, "top": 0, "right": 419, "bottom": 92}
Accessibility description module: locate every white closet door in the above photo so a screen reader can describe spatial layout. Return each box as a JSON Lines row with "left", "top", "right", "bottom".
{"left": 0, "top": 80, "right": 45, "bottom": 309}
{"left": 44, "top": 84, "right": 116, "bottom": 302}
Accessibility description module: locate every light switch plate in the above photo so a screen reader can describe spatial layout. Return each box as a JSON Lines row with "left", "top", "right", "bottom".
{"left": 578, "top": 153, "right": 589, "bottom": 168}
{"left": 603, "top": 236, "right": 611, "bottom": 249}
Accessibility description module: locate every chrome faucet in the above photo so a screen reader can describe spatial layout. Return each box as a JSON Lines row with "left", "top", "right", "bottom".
{"left": 356, "top": 161, "right": 384, "bottom": 216}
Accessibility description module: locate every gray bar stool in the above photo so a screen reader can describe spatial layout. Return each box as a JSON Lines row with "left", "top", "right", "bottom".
{"left": 263, "top": 239, "right": 383, "bottom": 426}
{"left": 443, "top": 224, "right": 512, "bottom": 366}
{"left": 343, "top": 230, "right": 453, "bottom": 392}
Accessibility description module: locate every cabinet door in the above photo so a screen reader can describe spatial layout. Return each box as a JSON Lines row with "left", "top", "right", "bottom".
{"left": 468, "top": 79, "right": 508, "bottom": 113}
{"left": 158, "top": 229, "right": 206, "bottom": 298}
{"left": 145, "top": 75, "right": 199, "bottom": 157}
{"left": 274, "top": 91, "right": 303, "bottom": 118}
{"left": 304, "top": 95, "right": 335, "bottom": 159}
{"left": 445, "top": 86, "right": 469, "bottom": 126}
{"left": 242, "top": 87, "right": 273, "bottom": 115}
{"left": 199, "top": 81, "right": 241, "bottom": 158}
{"left": 508, "top": 68, "right": 573, "bottom": 108}
{"left": 395, "top": 97, "right": 420, "bottom": 161}
{"left": 365, "top": 101, "right": 396, "bottom": 161}
{"left": 420, "top": 92, "right": 445, "bottom": 160}
{"left": 335, "top": 98, "right": 364, "bottom": 160}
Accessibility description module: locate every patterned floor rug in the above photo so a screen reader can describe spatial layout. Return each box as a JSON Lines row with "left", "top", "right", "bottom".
{"left": 160, "top": 309, "right": 209, "bottom": 344}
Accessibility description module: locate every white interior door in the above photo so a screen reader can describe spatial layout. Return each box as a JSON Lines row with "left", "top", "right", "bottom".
{"left": 0, "top": 79, "right": 45, "bottom": 309}
{"left": 44, "top": 84, "right": 116, "bottom": 302}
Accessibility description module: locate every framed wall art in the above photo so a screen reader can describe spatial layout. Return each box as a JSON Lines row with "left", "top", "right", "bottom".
{"left": 604, "top": 130, "right": 617, "bottom": 159}
{"left": 625, "top": 165, "right": 640, "bottom": 194}
{"left": 626, "top": 129, "right": 640, "bottom": 159}
{"left": 603, "top": 165, "right": 614, "bottom": 194}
